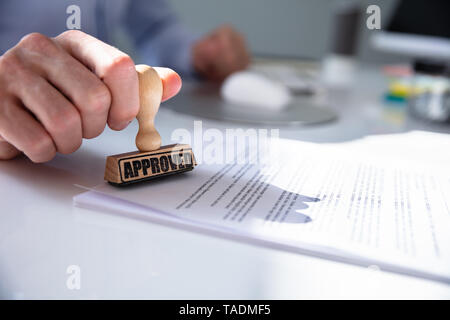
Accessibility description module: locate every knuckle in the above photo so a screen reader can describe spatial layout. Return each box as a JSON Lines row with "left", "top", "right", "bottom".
{"left": 0, "top": 52, "right": 24, "bottom": 78}
{"left": 86, "top": 84, "right": 111, "bottom": 115}
{"left": 20, "top": 32, "right": 46, "bottom": 45}
{"left": 19, "top": 32, "right": 58, "bottom": 55}
{"left": 0, "top": 98, "right": 18, "bottom": 121}
{"left": 58, "top": 29, "right": 84, "bottom": 40}
{"left": 50, "top": 107, "right": 81, "bottom": 135}
{"left": 103, "top": 54, "right": 135, "bottom": 79}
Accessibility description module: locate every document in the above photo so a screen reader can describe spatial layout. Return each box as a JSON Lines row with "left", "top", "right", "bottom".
{"left": 74, "top": 131, "right": 450, "bottom": 284}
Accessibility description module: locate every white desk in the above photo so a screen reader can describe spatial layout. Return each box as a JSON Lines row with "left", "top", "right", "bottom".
{"left": 1, "top": 64, "right": 450, "bottom": 299}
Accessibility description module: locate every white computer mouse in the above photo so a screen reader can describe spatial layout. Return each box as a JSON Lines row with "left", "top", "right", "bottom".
{"left": 221, "top": 71, "right": 292, "bottom": 111}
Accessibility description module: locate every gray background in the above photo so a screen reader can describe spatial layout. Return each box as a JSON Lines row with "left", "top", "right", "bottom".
{"left": 168, "top": 0, "right": 402, "bottom": 64}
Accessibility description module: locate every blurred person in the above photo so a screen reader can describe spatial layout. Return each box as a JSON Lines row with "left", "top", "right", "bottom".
{"left": 0, "top": 0, "right": 250, "bottom": 162}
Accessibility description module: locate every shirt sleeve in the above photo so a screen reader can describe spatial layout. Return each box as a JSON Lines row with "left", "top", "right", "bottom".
{"left": 123, "top": 0, "right": 198, "bottom": 77}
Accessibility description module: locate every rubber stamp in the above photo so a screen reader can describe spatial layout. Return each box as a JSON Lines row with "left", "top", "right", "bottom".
{"left": 104, "top": 65, "right": 196, "bottom": 186}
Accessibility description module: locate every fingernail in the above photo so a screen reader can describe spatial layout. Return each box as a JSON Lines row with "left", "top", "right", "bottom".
{"left": 121, "top": 120, "right": 133, "bottom": 129}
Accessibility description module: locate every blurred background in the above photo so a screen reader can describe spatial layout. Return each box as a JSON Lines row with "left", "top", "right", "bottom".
{"left": 169, "top": 0, "right": 399, "bottom": 64}
{"left": 164, "top": 0, "right": 450, "bottom": 125}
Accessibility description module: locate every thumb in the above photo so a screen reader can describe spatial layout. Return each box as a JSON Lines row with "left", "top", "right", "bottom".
{"left": 153, "top": 67, "right": 182, "bottom": 102}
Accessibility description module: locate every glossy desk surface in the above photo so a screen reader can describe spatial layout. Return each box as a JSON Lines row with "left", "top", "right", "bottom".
{"left": 1, "top": 63, "right": 450, "bottom": 299}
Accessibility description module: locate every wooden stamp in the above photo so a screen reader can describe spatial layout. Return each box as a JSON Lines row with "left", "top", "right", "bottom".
{"left": 104, "top": 65, "right": 196, "bottom": 186}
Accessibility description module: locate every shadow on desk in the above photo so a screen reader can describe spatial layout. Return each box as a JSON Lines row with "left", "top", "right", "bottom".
{"left": 0, "top": 147, "right": 107, "bottom": 200}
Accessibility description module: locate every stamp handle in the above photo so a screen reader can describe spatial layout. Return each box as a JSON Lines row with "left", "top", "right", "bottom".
{"left": 135, "top": 65, "right": 162, "bottom": 152}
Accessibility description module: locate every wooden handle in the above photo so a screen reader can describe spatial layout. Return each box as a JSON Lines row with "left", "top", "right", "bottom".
{"left": 135, "top": 65, "right": 162, "bottom": 152}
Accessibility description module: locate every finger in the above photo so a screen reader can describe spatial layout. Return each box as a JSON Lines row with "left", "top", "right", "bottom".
{"left": 206, "top": 39, "right": 236, "bottom": 80}
{"left": 232, "top": 32, "right": 251, "bottom": 70}
{"left": 0, "top": 139, "right": 21, "bottom": 160}
{"left": 214, "top": 26, "right": 250, "bottom": 73}
{"left": 8, "top": 69, "right": 82, "bottom": 154}
{"left": 192, "top": 40, "right": 214, "bottom": 75}
{"left": 0, "top": 98, "right": 56, "bottom": 163}
{"left": 55, "top": 30, "right": 139, "bottom": 131}
{"left": 19, "top": 33, "right": 111, "bottom": 139}
{"left": 153, "top": 67, "right": 182, "bottom": 102}
{"left": 195, "top": 40, "right": 229, "bottom": 81}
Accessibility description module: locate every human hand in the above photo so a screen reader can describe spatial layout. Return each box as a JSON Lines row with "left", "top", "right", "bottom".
{"left": 192, "top": 24, "right": 250, "bottom": 82}
{"left": 0, "top": 30, "right": 181, "bottom": 162}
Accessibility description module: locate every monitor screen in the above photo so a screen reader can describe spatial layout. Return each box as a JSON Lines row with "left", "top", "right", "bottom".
{"left": 387, "top": 0, "right": 450, "bottom": 39}
{"left": 372, "top": 0, "right": 450, "bottom": 59}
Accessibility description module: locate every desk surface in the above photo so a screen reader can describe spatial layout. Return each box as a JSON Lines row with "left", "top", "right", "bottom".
{"left": 1, "top": 63, "right": 450, "bottom": 299}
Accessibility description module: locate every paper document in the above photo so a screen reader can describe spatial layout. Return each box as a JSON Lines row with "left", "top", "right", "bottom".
{"left": 74, "top": 131, "right": 450, "bottom": 284}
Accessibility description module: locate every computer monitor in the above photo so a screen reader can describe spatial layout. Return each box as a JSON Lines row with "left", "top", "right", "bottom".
{"left": 371, "top": 0, "right": 450, "bottom": 60}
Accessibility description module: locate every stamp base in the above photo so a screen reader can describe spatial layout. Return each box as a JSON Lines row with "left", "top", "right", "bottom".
{"left": 104, "top": 144, "right": 196, "bottom": 186}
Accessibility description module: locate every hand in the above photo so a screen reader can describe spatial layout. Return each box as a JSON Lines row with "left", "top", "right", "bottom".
{"left": 192, "top": 24, "right": 250, "bottom": 82}
{"left": 0, "top": 30, "right": 181, "bottom": 162}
